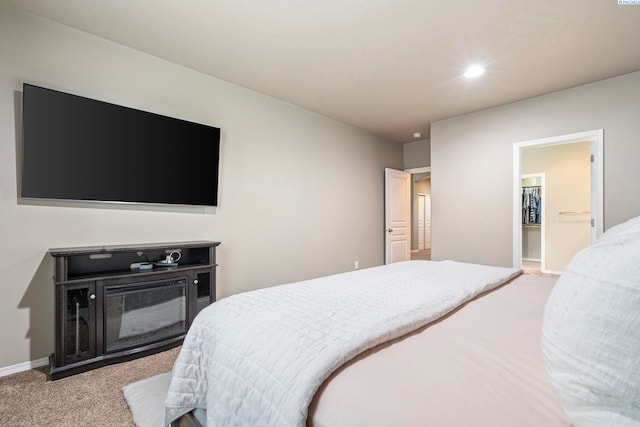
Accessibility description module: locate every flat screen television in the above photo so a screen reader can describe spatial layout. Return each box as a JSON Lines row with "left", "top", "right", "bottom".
{"left": 21, "top": 83, "right": 220, "bottom": 207}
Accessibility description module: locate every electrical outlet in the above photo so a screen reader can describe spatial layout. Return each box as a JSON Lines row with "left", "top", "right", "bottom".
{"left": 354, "top": 260, "right": 359, "bottom": 269}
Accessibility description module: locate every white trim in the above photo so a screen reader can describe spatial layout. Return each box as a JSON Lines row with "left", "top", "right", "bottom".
{"left": 522, "top": 258, "right": 542, "bottom": 262}
{"left": 591, "top": 133, "right": 605, "bottom": 240}
{"left": 404, "top": 166, "right": 431, "bottom": 174}
{"left": 0, "top": 357, "right": 48, "bottom": 378}
{"left": 513, "top": 129, "right": 604, "bottom": 269}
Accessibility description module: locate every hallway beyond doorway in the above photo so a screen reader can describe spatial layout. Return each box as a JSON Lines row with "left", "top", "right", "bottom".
{"left": 411, "top": 249, "right": 431, "bottom": 260}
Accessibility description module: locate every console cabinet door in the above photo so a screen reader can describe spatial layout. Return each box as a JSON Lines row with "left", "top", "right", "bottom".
{"left": 192, "top": 268, "right": 215, "bottom": 319}
{"left": 58, "top": 282, "right": 96, "bottom": 366}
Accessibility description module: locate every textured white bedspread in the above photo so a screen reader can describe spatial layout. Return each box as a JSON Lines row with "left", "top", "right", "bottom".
{"left": 165, "top": 260, "right": 520, "bottom": 426}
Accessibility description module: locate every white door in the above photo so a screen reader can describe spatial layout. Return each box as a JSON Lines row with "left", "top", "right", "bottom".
{"left": 385, "top": 168, "right": 411, "bottom": 264}
{"left": 418, "top": 193, "right": 431, "bottom": 250}
{"left": 418, "top": 195, "right": 425, "bottom": 250}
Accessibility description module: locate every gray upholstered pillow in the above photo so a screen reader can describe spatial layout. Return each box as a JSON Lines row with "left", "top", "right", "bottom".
{"left": 542, "top": 222, "right": 640, "bottom": 426}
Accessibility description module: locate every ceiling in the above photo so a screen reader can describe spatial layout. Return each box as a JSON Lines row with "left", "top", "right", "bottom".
{"left": 4, "top": 0, "right": 640, "bottom": 142}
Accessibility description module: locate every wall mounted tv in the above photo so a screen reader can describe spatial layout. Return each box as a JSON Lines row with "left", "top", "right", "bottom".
{"left": 21, "top": 83, "right": 220, "bottom": 207}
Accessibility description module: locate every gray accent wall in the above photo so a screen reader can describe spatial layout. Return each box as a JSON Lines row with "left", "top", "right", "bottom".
{"left": 0, "top": 5, "right": 402, "bottom": 370}
{"left": 431, "top": 71, "right": 640, "bottom": 267}
{"left": 403, "top": 138, "right": 431, "bottom": 170}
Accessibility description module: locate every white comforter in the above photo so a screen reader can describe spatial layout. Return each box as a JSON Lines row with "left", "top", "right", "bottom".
{"left": 165, "top": 260, "right": 520, "bottom": 427}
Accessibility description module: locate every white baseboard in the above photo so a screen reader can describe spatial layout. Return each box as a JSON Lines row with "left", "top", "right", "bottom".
{"left": 0, "top": 357, "right": 48, "bottom": 378}
{"left": 522, "top": 258, "right": 542, "bottom": 262}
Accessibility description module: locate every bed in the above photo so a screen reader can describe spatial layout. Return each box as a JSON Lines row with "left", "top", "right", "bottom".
{"left": 165, "top": 216, "right": 640, "bottom": 427}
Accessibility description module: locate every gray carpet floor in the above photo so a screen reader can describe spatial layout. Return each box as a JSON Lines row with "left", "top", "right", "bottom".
{"left": 0, "top": 347, "right": 180, "bottom": 426}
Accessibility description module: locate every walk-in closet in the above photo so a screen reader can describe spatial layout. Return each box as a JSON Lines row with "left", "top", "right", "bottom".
{"left": 522, "top": 175, "right": 543, "bottom": 273}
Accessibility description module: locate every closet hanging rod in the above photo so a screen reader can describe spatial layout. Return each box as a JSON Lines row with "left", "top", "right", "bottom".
{"left": 558, "top": 210, "right": 591, "bottom": 215}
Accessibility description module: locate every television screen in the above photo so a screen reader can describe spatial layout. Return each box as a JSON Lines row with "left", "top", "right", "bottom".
{"left": 21, "top": 83, "right": 220, "bottom": 207}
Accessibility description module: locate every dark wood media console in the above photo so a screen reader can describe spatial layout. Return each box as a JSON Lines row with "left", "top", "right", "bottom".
{"left": 48, "top": 241, "right": 220, "bottom": 380}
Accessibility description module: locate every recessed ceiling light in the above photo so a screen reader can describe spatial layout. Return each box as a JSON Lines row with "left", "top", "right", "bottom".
{"left": 413, "top": 132, "right": 422, "bottom": 139}
{"left": 464, "top": 65, "right": 485, "bottom": 78}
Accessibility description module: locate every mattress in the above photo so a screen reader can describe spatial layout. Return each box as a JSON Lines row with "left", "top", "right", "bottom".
{"left": 307, "top": 273, "right": 570, "bottom": 426}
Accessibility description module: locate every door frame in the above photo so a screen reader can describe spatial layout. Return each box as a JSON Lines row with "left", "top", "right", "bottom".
{"left": 512, "top": 129, "right": 603, "bottom": 269}
{"left": 406, "top": 166, "right": 432, "bottom": 254}
{"left": 405, "top": 167, "right": 431, "bottom": 174}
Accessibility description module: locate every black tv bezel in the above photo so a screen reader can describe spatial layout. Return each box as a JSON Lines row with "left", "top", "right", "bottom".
{"left": 20, "top": 83, "right": 221, "bottom": 208}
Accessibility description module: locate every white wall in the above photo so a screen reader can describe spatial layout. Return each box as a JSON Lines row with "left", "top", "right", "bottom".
{"left": 431, "top": 71, "right": 640, "bottom": 266}
{"left": 0, "top": 5, "right": 402, "bottom": 369}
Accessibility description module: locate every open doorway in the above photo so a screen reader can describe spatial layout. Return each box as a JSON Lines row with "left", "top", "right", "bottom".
{"left": 512, "top": 130, "right": 603, "bottom": 273}
{"left": 408, "top": 167, "right": 431, "bottom": 261}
